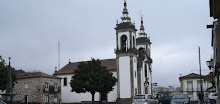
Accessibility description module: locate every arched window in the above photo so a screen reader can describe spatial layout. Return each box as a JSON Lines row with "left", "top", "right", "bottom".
{"left": 138, "top": 47, "right": 145, "bottom": 60}
{"left": 133, "top": 36, "right": 135, "bottom": 48}
{"left": 145, "top": 64, "right": 147, "bottom": 77}
{"left": 121, "top": 35, "right": 127, "bottom": 51}
{"left": 138, "top": 47, "right": 144, "bottom": 55}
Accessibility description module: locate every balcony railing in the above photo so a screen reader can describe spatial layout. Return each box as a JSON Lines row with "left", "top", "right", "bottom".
{"left": 184, "top": 87, "right": 207, "bottom": 92}
{"left": 45, "top": 87, "right": 49, "bottom": 92}
{"left": 114, "top": 48, "right": 138, "bottom": 54}
{"left": 54, "top": 87, "right": 58, "bottom": 92}
{"left": 197, "top": 87, "right": 204, "bottom": 91}
{"left": 187, "top": 88, "right": 193, "bottom": 91}
{"left": 43, "top": 85, "right": 60, "bottom": 93}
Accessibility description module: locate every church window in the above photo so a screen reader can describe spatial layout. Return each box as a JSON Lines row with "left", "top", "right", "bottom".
{"left": 135, "top": 88, "right": 137, "bottom": 95}
{"left": 133, "top": 36, "right": 135, "bottom": 48}
{"left": 64, "top": 77, "right": 67, "bottom": 86}
{"left": 138, "top": 47, "right": 145, "bottom": 60}
{"left": 121, "top": 35, "right": 127, "bottom": 51}
{"left": 135, "top": 71, "right": 136, "bottom": 78}
{"left": 145, "top": 64, "right": 147, "bottom": 77}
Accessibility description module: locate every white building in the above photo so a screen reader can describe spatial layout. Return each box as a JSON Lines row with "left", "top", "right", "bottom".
{"left": 54, "top": 59, "right": 118, "bottom": 103}
{"left": 179, "top": 73, "right": 212, "bottom": 101}
{"left": 54, "top": 1, "right": 153, "bottom": 103}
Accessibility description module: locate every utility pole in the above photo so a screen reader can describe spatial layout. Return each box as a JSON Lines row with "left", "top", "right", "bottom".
{"left": 199, "top": 47, "right": 203, "bottom": 104}
{"left": 58, "top": 41, "right": 60, "bottom": 70}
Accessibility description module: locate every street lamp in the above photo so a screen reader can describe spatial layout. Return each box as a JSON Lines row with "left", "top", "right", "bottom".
{"left": 198, "top": 47, "right": 203, "bottom": 104}
{"left": 206, "top": 59, "right": 213, "bottom": 70}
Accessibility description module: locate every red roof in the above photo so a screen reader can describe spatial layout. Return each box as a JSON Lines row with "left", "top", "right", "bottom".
{"left": 179, "top": 73, "right": 205, "bottom": 81}
{"left": 17, "top": 72, "right": 61, "bottom": 79}
{"left": 55, "top": 59, "right": 117, "bottom": 75}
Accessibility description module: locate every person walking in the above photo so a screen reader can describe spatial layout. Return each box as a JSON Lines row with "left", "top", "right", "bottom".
{"left": 203, "top": 92, "right": 209, "bottom": 104}
{"left": 198, "top": 93, "right": 204, "bottom": 104}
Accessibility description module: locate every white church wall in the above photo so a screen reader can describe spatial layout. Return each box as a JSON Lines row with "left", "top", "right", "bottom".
{"left": 57, "top": 74, "right": 100, "bottom": 103}
{"left": 147, "top": 45, "right": 151, "bottom": 56}
{"left": 108, "top": 71, "right": 117, "bottom": 102}
{"left": 149, "top": 69, "right": 152, "bottom": 94}
{"left": 132, "top": 32, "right": 136, "bottom": 48}
{"left": 119, "top": 56, "right": 131, "bottom": 98}
{"left": 133, "top": 57, "right": 137, "bottom": 95}
{"left": 146, "top": 64, "right": 152, "bottom": 94}
{"left": 141, "top": 63, "right": 145, "bottom": 94}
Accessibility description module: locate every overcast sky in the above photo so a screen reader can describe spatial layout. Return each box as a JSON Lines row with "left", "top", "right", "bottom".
{"left": 0, "top": 0, "right": 214, "bottom": 88}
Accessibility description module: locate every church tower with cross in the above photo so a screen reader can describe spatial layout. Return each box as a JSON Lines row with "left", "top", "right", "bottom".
{"left": 115, "top": 0, "right": 153, "bottom": 102}
{"left": 136, "top": 16, "right": 153, "bottom": 94}
{"left": 115, "top": 0, "right": 138, "bottom": 102}
{"left": 54, "top": 0, "right": 153, "bottom": 103}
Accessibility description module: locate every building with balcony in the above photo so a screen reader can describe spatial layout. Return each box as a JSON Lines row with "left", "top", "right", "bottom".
{"left": 207, "top": 0, "right": 220, "bottom": 103}
{"left": 11, "top": 72, "right": 61, "bottom": 104}
{"left": 153, "top": 86, "right": 176, "bottom": 97}
{"left": 179, "top": 73, "right": 212, "bottom": 101}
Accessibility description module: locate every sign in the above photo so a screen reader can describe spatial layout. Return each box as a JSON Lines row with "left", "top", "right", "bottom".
{"left": 152, "top": 83, "right": 157, "bottom": 86}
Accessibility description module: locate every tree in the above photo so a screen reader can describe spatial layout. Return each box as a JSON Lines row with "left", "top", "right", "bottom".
{"left": 70, "top": 58, "right": 117, "bottom": 101}
{"left": 0, "top": 56, "right": 16, "bottom": 91}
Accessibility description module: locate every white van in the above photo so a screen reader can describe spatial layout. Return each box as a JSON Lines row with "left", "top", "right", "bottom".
{"left": 132, "top": 94, "right": 159, "bottom": 104}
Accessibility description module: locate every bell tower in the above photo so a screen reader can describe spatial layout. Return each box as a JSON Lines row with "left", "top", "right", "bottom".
{"left": 136, "top": 16, "right": 153, "bottom": 94}
{"left": 115, "top": 0, "right": 138, "bottom": 102}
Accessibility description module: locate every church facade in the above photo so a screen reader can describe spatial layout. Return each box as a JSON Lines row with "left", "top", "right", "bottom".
{"left": 54, "top": 1, "right": 153, "bottom": 103}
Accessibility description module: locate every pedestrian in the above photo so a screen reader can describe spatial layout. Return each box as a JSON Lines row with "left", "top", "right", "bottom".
{"left": 204, "top": 92, "right": 209, "bottom": 104}
{"left": 59, "top": 99, "right": 62, "bottom": 104}
{"left": 198, "top": 93, "right": 204, "bottom": 104}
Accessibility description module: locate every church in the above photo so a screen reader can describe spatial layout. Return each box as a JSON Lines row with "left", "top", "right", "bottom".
{"left": 54, "top": 0, "right": 153, "bottom": 103}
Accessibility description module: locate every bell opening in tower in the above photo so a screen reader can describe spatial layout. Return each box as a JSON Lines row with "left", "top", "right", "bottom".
{"left": 121, "top": 35, "right": 127, "bottom": 51}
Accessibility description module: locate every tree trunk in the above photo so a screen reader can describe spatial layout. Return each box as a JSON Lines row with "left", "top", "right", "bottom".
{"left": 91, "top": 91, "right": 95, "bottom": 102}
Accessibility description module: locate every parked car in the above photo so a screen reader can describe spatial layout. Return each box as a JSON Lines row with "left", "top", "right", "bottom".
{"left": 170, "top": 94, "right": 190, "bottom": 104}
{"left": 0, "top": 100, "right": 6, "bottom": 104}
{"left": 132, "top": 94, "right": 159, "bottom": 104}
{"left": 208, "top": 92, "right": 218, "bottom": 99}
{"left": 208, "top": 92, "right": 218, "bottom": 104}
{"left": 158, "top": 96, "right": 172, "bottom": 104}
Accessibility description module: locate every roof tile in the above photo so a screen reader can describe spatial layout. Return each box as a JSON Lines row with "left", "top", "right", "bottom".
{"left": 55, "top": 59, "right": 116, "bottom": 75}
{"left": 17, "top": 72, "right": 61, "bottom": 79}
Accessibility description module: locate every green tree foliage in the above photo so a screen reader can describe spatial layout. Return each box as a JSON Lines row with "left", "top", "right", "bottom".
{"left": 0, "top": 56, "right": 16, "bottom": 91}
{"left": 70, "top": 58, "right": 117, "bottom": 101}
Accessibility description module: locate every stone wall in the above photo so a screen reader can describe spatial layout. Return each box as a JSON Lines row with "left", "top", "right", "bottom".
{"left": 12, "top": 77, "right": 61, "bottom": 103}
{"left": 116, "top": 98, "right": 132, "bottom": 104}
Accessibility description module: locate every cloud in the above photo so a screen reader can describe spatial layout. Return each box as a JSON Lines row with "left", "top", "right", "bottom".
{"left": 0, "top": 0, "right": 213, "bottom": 88}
